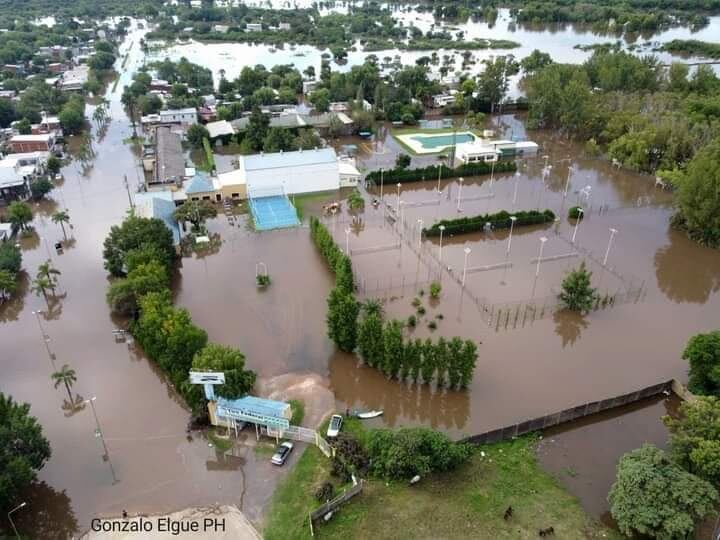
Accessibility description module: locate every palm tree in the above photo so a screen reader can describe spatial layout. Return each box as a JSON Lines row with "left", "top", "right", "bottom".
{"left": 362, "top": 299, "right": 383, "bottom": 318}
{"left": 31, "top": 275, "right": 51, "bottom": 300}
{"left": 37, "top": 260, "right": 61, "bottom": 295}
{"left": 51, "top": 364, "right": 77, "bottom": 404}
{"left": 51, "top": 209, "right": 71, "bottom": 240}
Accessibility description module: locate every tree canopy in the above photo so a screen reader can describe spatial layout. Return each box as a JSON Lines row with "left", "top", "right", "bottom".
{"left": 191, "top": 344, "right": 256, "bottom": 400}
{"left": 103, "top": 214, "right": 175, "bottom": 276}
{"left": 683, "top": 331, "right": 720, "bottom": 396}
{"left": 558, "top": 262, "right": 599, "bottom": 313}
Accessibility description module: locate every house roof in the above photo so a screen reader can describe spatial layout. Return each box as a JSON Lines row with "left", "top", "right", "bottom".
{"left": 230, "top": 113, "right": 307, "bottom": 131}
{"left": 134, "top": 191, "right": 181, "bottom": 245}
{"left": 206, "top": 120, "right": 234, "bottom": 139}
{"left": 10, "top": 134, "right": 53, "bottom": 143}
{"left": 216, "top": 396, "right": 290, "bottom": 419}
{"left": 241, "top": 147, "right": 337, "bottom": 172}
{"left": 185, "top": 173, "right": 214, "bottom": 194}
{"left": 217, "top": 168, "right": 246, "bottom": 187}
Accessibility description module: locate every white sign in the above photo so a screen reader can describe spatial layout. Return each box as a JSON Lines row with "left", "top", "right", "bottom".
{"left": 189, "top": 371, "right": 225, "bottom": 384}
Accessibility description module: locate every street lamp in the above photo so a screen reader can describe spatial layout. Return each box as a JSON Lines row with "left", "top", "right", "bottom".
{"left": 379, "top": 168, "right": 384, "bottom": 200}
{"left": 489, "top": 158, "right": 496, "bottom": 192}
{"left": 8, "top": 502, "right": 26, "bottom": 539}
{"left": 536, "top": 236, "right": 548, "bottom": 277}
{"left": 507, "top": 216, "right": 517, "bottom": 255}
{"left": 345, "top": 228, "right": 351, "bottom": 255}
{"left": 571, "top": 208, "right": 584, "bottom": 244}
{"left": 399, "top": 201, "right": 405, "bottom": 234}
{"left": 417, "top": 219, "right": 423, "bottom": 249}
{"left": 457, "top": 177, "right": 464, "bottom": 212}
{"left": 84, "top": 396, "right": 118, "bottom": 484}
{"left": 396, "top": 182, "right": 401, "bottom": 214}
{"left": 513, "top": 171, "right": 520, "bottom": 206}
{"left": 564, "top": 165, "right": 574, "bottom": 197}
{"left": 603, "top": 228, "right": 618, "bottom": 266}
{"left": 31, "top": 310, "right": 55, "bottom": 367}
{"left": 462, "top": 246, "right": 471, "bottom": 287}
{"left": 438, "top": 225, "right": 446, "bottom": 263}
{"left": 437, "top": 162, "right": 442, "bottom": 192}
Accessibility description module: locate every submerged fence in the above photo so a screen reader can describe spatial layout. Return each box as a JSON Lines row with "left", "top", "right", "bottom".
{"left": 462, "top": 380, "right": 676, "bottom": 446}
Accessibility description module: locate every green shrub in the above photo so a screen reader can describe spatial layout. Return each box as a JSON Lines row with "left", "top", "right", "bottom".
{"left": 417, "top": 306, "right": 426, "bottom": 316}
{"left": 429, "top": 281, "right": 441, "bottom": 299}
{"left": 366, "top": 160, "right": 516, "bottom": 184}
{"left": 407, "top": 315, "right": 417, "bottom": 327}
{"left": 568, "top": 206, "right": 584, "bottom": 220}
{"left": 428, "top": 320, "right": 437, "bottom": 330}
{"left": 411, "top": 297, "right": 421, "bottom": 307}
{"left": 425, "top": 209, "right": 555, "bottom": 237}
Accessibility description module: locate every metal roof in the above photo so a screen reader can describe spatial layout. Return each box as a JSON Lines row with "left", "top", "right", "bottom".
{"left": 242, "top": 147, "right": 337, "bottom": 171}
{"left": 134, "top": 191, "right": 181, "bottom": 245}
{"left": 184, "top": 173, "right": 214, "bottom": 194}
{"left": 216, "top": 396, "right": 290, "bottom": 418}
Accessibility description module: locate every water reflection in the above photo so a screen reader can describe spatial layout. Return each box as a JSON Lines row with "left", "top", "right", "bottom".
{"left": 3, "top": 481, "right": 78, "bottom": 540}
{"left": 0, "top": 272, "right": 28, "bottom": 323}
{"left": 654, "top": 228, "right": 720, "bottom": 304}
{"left": 329, "top": 352, "right": 469, "bottom": 433}
{"left": 553, "top": 310, "right": 589, "bottom": 348}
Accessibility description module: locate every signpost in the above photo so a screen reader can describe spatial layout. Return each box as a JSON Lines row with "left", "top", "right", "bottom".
{"left": 189, "top": 371, "right": 226, "bottom": 400}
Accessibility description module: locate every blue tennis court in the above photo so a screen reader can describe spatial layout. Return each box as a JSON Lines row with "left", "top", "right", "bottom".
{"left": 249, "top": 195, "right": 300, "bottom": 231}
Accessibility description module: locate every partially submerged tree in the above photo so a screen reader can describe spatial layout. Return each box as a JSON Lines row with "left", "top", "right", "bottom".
{"left": 7, "top": 201, "right": 33, "bottom": 231}
{"left": 103, "top": 215, "right": 175, "bottom": 276}
{"left": 558, "top": 262, "right": 598, "bottom": 313}
{"left": 192, "top": 344, "right": 256, "bottom": 399}
{"left": 51, "top": 210, "right": 71, "bottom": 240}
{"left": 608, "top": 444, "right": 717, "bottom": 539}
{"left": 173, "top": 200, "right": 217, "bottom": 233}
{"left": 683, "top": 331, "right": 720, "bottom": 396}
{"left": 51, "top": 364, "right": 77, "bottom": 405}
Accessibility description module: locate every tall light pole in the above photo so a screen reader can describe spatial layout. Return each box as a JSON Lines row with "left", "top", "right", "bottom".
{"left": 8, "top": 502, "right": 26, "bottom": 539}
{"left": 489, "top": 159, "right": 496, "bottom": 192}
{"left": 379, "top": 168, "right": 384, "bottom": 200}
{"left": 563, "top": 165, "right": 573, "bottom": 197}
{"left": 506, "top": 216, "right": 517, "bottom": 255}
{"left": 85, "top": 396, "right": 118, "bottom": 485}
{"left": 32, "top": 310, "right": 55, "bottom": 368}
{"left": 437, "top": 162, "right": 442, "bottom": 192}
{"left": 462, "top": 246, "right": 471, "bottom": 287}
{"left": 399, "top": 201, "right": 405, "bottom": 235}
{"left": 438, "top": 225, "right": 446, "bottom": 263}
{"left": 513, "top": 171, "right": 520, "bottom": 206}
{"left": 603, "top": 228, "right": 618, "bottom": 266}
{"left": 417, "top": 219, "right": 423, "bottom": 249}
{"left": 571, "top": 208, "right": 584, "bottom": 244}
{"left": 536, "top": 236, "right": 548, "bottom": 277}
{"left": 345, "top": 227, "right": 351, "bottom": 255}
{"left": 457, "top": 177, "right": 464, "bottom": 212}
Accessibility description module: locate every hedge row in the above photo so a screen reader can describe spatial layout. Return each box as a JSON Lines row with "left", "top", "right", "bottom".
{"left": 424, "top": 209, "right": 555, "bottom": 237}
{"left": 366, "top": 160, "right": 517, "bottom": 184}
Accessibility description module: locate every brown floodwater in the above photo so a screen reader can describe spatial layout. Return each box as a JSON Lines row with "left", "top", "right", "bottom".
{"left": 3, "top": 18, "right": 720, "bottom": 540}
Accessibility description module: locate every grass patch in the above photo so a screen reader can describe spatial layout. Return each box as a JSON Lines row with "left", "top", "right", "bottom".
{"left": 289, "top": 399, "right": 305, "bottom": 426}
{"left": 291, "top": 191, "right": 337, "bottom": 222}
{"left": 207, "top": 430, "right": 233, "bottom": 453}
{"left": 265, "top": 431, "right": 619, "bottom": 540}
{"left": 254, "top": 440, "right": 277, "bottom": 458}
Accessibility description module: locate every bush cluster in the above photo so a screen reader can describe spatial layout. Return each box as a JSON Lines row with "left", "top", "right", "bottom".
{"left": 425, "top": 209, "right": 555, "bottom": 236}
{"left": 365, "top": 160, "right": 516, "bottom": 184}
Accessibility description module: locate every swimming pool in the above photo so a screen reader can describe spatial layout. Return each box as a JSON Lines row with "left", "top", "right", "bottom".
{"left": 411, "top": 132, "right": 476, "bottom": 149}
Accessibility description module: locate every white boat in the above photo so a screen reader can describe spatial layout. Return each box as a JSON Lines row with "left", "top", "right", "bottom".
{"left": 356, "top": 410, "right": 383, "bottom": 419}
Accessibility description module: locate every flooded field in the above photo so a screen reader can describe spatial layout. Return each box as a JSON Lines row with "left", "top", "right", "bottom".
{"left": 2, "top": 12, "right": 720, "bottom": 540}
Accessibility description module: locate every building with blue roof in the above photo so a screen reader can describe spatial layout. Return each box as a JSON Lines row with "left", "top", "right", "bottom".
{"left": 134, "top": 191, "right": 181, "bottom": 246}
{"left": 214, "top": 395, "right": 291, "bottom": 430}
{"left": 184, "top": 172, "right": 216, "bottom": 201}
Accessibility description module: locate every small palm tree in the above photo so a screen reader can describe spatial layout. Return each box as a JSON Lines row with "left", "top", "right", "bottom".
{"left": 37, "top": 260, "right": 61, "bottom": 295}
{"left": 52, "top": 364, "right": 77, "bottom": 404}
{"left": 31, "top": 275, "right": 51, "bottom": 300}
{"left": 51, "top": 209, "right": 71, "bottom": 240}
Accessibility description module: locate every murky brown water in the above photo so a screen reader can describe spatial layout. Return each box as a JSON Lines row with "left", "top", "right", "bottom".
{"left": 3, "top": 16, "right": 720, "bottom": 540}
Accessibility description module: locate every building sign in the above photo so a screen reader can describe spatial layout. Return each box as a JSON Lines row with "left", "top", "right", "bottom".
{"left": 189, "top": 371, "right": 225, "bottom": 384}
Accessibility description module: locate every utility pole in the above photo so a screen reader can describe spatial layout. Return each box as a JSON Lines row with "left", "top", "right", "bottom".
{"left": 123, "top": 175, "right": 133, "bottom": 209}
{"left": 85, "top": 396, "right": 119, "bottom": 485}
{"left": 32, "top": 310, "right": 56, "bottom": 369}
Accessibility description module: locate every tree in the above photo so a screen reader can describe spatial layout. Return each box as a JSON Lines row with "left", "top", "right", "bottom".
{"left": 58, "top": 105, "right": 85, "bottom": 135}
{"left": 682, "top": 331, "right": 720, "bottom": 396}
{"left": 675, "top": 140, "right": 720, "bottom": 247}
{"left": 665, "top": 396, "right": 720, "bottom": 486}
{"left": 16, "top": 118, "right": 31, "bottom": 134}
{"left": 520, "top": 49, "right": 553, "bottom": 73}
{"left": 192, "top": 344, "right": 256, "bottom": 399}
{"left": 358, "top": 310, "right": 384, "bottom": 368}
{"left": 0, "top": 269, "right": 17, "bottom": 301}
{"left": 263, "top": 126, "right": 296, "bottom": 153}
{"left": 51, "top": 364, "right": 77, "bottom": 405}
{"left": 558, "top": 262, "right": 598, "bottom": 313}
{"left": 31, "top": 275, "right": 51, "bottom": 300}
{"left": 326, "top": 287, "right": 359, "bottom": 353}
{"left": 106, "top": 260, "right": 169, "bottom": 316}
{"left": 7, "top": 201, "right": 33, "bottom": 231}
{"left": 51, "top": 210, "right": 71, "bottom": 240}
{"left": 37, "top": 260, "right": 60, "bottom": 294}
{"left": 334, "top": 255, "right": 354, "bottom": 295}
{"left": 435, "top": 337, "right": 449, "bottom": 387}
{"left": 395, "top": 153, "right": 411, "bottom": 169}
{"left": 459, "top": 340, "right": 478, "bottom": 388}
{"left": 420, "top": 338, "right": 436, "bottom": 384}
{"left": 347, "top": 189, "right": 364, "bottom": 212}
{"left": 88, "top": 51, "right": 115, "bottom": 71}
{"left": 608, "top": 445, "right": 717, "bottom": 539}
{"left": 136, "top": 94, "right": 162, "bottom": 115}
{"left": 244, "top": 107, "right": 269, "bottom": 152}
{"left": 0, "top": 243, "right": 21, "bottom": 274}
{"left": 0, "top": 393, "right": 51, "bottom": 509}
{"left": 173, "top": 200, "right": 217, "bottom": 232}
{"left": 30, "top": 177, "right": 53, "bottom": 200}
{"left": 309, "top": 88, "right": 330, "bottom": 113}
{"left": 295, "top": 128, "right": 322, "bottom": 150}
{"left": 103, "top": 215, "right": 176, "bottom": 276}
{"left": 187, "top": 124, "right": 209, "bottom": 148}
{"left": 477, "top": 56, "right": 517, "bottom": 112}
{"left": 382, "top": 320, "right": 404, "bottom": 379}
{"left": 46, "top": 155, "right": 61, "bottom": 174}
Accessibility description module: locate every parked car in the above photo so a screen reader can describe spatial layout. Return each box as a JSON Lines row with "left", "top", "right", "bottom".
{"left": 327, "top": 414, "right": 343, "bottom": 438}
{"left": 271, "top": 441, "right": 294, "bottom": 466}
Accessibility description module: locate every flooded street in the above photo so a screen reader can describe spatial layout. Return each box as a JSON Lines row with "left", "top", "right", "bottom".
{"left": 1, "top": 11, "right": 720, "bottom": 539}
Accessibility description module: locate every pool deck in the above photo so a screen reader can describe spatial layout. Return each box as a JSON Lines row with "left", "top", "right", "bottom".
{"left": 393, "top": 128, "right": 481, "bottom": 156}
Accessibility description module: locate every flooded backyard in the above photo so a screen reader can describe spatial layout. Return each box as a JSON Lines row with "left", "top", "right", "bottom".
{"left": 2, "top": 10, "right": 720, "bottom": 539}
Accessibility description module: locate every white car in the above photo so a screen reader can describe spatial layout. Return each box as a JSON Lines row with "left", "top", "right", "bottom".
{"left": 271, "top": 441, "right": 294, "bottom": 466}
{"left": 327, "top": 414, "right": 343, "bottom": 438}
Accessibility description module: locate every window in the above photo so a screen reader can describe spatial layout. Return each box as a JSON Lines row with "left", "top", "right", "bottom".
{"left": 231, "top": 193, "right": 239, "bottom": 198}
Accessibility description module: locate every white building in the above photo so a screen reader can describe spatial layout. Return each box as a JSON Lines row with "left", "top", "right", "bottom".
{"left": 455, "top": 141, "right": 501, "bottom": 164}
{"left": 246, "top": 23, "right": 263, "bottom": 32}
{"left": 59, "top": 65, "right": 89, "bottom": 92}
{"left": 142, "top": 108, "right": 198, "bottom": 127}
{"left": 338, "top": 157, "right": 361, "bottom": 188}
{"left": 0, "top": 151, "right": 47, "bottom": 200}
{"left": 239, "top": 147, "right": 341, "bottom": 196}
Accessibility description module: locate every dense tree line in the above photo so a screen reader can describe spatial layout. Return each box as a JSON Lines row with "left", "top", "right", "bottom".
{"left": 425, "top": 209, "right": 555, "bottom": 237}
{"left": 103, "top": 214, "right": 255, "bottom": 413}
{"left": 366, "top": 159, "right": 517, "bottom": 185}
{"left": 310, "top": 217, "right": 478, "bottom": 388}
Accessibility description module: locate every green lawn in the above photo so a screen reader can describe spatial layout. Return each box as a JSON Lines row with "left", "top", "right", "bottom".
{"left": 264, "top": 432, "right": 621, "bottom": 540}
{"left": 291, "top": 191, "right": 338, "bottom": 222}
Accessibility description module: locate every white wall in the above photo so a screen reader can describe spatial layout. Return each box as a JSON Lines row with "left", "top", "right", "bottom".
{"left": 245, "top": 161, "right": 340, "bottom": 195}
